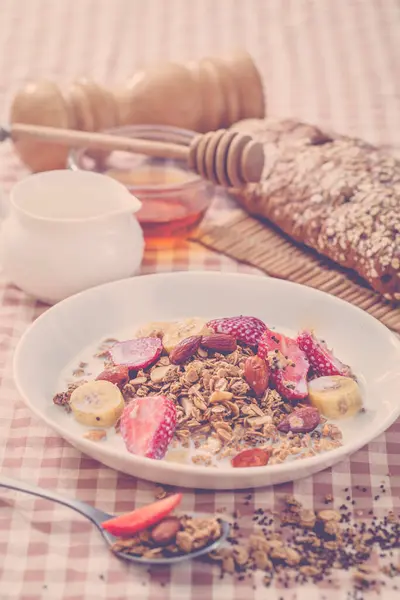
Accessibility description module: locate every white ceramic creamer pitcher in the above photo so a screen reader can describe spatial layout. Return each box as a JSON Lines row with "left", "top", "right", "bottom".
{"left": 0, "top": 170, "right": 144, "bottom": 304}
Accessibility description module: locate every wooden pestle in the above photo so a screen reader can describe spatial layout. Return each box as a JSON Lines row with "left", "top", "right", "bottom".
{"left": 8, "top": 123, "right": 265, "bottom": 187}
{"left": 9, "top": 52, "right": 265, "bottom": 173}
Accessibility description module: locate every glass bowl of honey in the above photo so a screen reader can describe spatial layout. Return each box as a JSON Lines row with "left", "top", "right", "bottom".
{"left": 68, "top": 125, "right": 214, "bottom": 243}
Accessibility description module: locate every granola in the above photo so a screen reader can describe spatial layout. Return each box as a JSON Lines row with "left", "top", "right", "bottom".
{"left": 116, "top": 344, "right": 333, "bottom": 466}
{"left": 111, "top": 515, "right": 222, "bottom": 558}
{"left": 52, "top": 316, "right": 361, "bottom": 466}
{"left": 209, "top": 491, "right": 400, "bottom": 592}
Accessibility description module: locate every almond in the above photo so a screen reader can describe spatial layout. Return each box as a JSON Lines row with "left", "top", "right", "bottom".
{"left": 244, "top": 356, "right": 269, "bottom": 396}
{"left": 277, "top": 406, "right": 320, "bottom": 433}
{"left": 169, "top": 335, "right": 202, "bottom": 365}
{"left": 150, "top": 365, "right": 174, "bottom": 382}
{"left": 96, "top": 366, "right": 130, "bottom": 389}
{"left": 151, "top": 516, "right": 181, "bottom": 546}
{"left": 201, "top": 333, "right": 237, "bottom": 353}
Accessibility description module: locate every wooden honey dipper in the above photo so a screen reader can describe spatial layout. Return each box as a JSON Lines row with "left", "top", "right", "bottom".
{"left": 2, "top": 123, "right": 264, "bottom": 186}
{"left": 9, "top": 52, "right": 265, "bottom": 173}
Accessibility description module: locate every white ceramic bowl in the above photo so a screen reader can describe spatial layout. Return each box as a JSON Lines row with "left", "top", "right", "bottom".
{"left": 14, "top": 272, "right": 400, "bottom": 490}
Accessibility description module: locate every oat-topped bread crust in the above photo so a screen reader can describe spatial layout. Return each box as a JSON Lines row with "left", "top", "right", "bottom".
{"left": 230, "top": 118, "right": 400, "bottom": 301}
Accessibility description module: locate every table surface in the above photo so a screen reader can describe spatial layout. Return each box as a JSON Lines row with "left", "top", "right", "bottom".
{"left": 0, "top": 1, "right": 400, "bottom": 598}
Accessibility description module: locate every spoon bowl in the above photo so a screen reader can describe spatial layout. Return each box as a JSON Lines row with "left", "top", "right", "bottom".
{"left": 0, "top": 475, "right": 230, "bottom": 565}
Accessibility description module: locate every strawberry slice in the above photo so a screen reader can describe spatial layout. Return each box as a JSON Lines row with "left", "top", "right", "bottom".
{"left": 270, "top": 351, "right": 309, "bottom": 400}
{"left": 102, "top": 493, "right": 183, "bottom": 537}
{"left": 258, "top": 328, "right": 285, "bottom": 359}
{"left": 120, "top": 395, "right": 176, "bottom": 459}
{"left": 297, "top": 330, "right": 352, "bottom": 377}
{"left": 109, "top": 337, "right": 162, "bottom": 370}
{"left": 258, "top": 328, "right": 309, "bottom": 400}
{"left": 96, "top": 365, "right": 130, "bottom": 389}
{"left": 207, "top": 316, "right": 267, "bottom": 346}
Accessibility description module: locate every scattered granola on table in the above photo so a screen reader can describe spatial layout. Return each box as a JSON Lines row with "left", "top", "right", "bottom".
{"left": 208, "top": 492, "right": 400, "bottom": 594}
{"left": 101, "top": 486, "right": 400, "bottom": 595}
{"left": 52, "top": 315, "right": 363, "bottom": 465}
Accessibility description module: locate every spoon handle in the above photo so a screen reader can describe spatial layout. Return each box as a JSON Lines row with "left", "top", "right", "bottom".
{"left": 0, "top": 475, "right": 111, "bottom": 525}
{"left": 8, "top": 123, "right": 189, "bottom": 161}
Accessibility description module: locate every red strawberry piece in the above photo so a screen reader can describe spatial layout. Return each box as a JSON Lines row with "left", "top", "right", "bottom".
{"left": 120, "top": 395, "right": 176, "bottom": 460}
{"left": 206, "top": 316, "right": 267, "bottom": 346}
{"left": 102, "top": 493, "right": 183, "bottom": 537}
{"left": 258, "top": 328, "right": 309, "bottom": 400}
{"left": 297, "top": 330, "right": 352, "bottom": 377}
{"left": 109, "top": 337, "right": 162, "bottom": 369}
{"left": 96, "top": 365, "right": 130, "bottom": 389}
{"left": 257, "top": 328, "right": 285, "bottom": 359}
{"left": 270, "top": 356, "right": 309, "bottom": 399}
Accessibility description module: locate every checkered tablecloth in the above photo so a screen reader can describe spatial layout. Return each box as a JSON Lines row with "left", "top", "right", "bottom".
{"left": 0, "top": 1, "right": 400, "bottom": 598}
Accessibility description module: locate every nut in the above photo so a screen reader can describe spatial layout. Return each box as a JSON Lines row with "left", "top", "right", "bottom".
{"left": 318, "top": 509, "right": 341, "bottom": 522}
{"left": 299, "top": 509, "right": 317, "bottom": 529}
{"left": 246, "top": 415, "right": 273, "bottom": 428}
{"left": 209, "top": 390, "right": 233, "bottom": 403}
{"left": 83, "top": 429, "right": 107, "bottom": 441}
{"left": 151, "top": 517, "right": 181, "bottom": 546}
{"left": 201, "top": 333, "right": 237, "bottom": 353}
{"left": 232, "top": 545, "right": 249, "bottom": 566}
{"left": 324, "top": 520, "right": 340, "bottom": 536}
{"left": 129, "top": 376, "right": 147, "bottom": 386}
{"left": 252, "top": 550, "right": 272, "bottom": 570}
{"left": 284, "top": 547, "right": 301, "bottom": 566}
{"left": 277, "top": 407, "right": 320, "bottom": 434}
{"left": 150, "top": 365, "right": 174, "bottom": 383}
{"left": 96, "top": 366, "right": 130, "bottom": 389}
{"left": 158, "top": 356, "right": 171, "bottom": 366}
{"left": 222, "top": 555, "right": 235, "bottom": 574}
{"left": 244, "top": 356, "right": 269, "bottom": 396}
{"left": 169, "top": 336, "right": 202, "bottom": 365}
{"left": 185, "top": 368, "right": 199, "bottom": 384}
{"left": 176, "top": 530, "right": 193, "bottom": 553}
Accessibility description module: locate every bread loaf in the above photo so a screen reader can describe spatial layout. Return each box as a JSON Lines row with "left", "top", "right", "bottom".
{"left": 230, "top": 118, "right": 400, "bottom": 302}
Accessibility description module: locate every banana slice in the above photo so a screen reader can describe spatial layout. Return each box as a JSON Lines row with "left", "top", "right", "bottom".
{"left": 162, "top": 317, "right": 212, "bottom": 353}
{"left": 70, "top": 380, "right": 125, "bottom": 428}
{"left": 134, "top": 321, "right": 173, "bottom": 339}
{"left": 308, "top": 375, "right": 362, "bottom": 420}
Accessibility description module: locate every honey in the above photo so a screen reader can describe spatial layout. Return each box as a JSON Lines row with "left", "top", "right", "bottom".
{"left": 106, "top": 164, "right": 213, "bottom": 243}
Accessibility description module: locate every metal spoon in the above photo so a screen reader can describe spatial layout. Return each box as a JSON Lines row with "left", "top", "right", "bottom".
{"left": 0, "top": 475, "right": 230, "bottom": 565}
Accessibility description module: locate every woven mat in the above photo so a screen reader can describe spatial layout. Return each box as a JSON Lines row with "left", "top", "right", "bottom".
{"left": 192, "top": 210, "right": 400, "bottom": 333}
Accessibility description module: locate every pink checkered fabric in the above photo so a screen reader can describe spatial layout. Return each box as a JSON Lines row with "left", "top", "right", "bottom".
{"left": 0, "top": 1, "right": 400, "bottom": 598}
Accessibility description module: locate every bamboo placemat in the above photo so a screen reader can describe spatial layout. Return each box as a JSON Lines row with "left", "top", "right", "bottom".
{"left": 192, "top": 210, "right": 400, "bottom": 334}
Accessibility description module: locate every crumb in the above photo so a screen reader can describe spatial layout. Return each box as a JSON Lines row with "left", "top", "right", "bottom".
{"left": 83, "top": 429, "right": 107, "bottom": 442}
